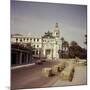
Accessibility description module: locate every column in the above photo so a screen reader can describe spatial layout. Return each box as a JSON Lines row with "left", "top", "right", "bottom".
{"left": 35, "top": 50, "right": 36, "bottom": 55}
{"left": 38, "top": 50, "right": 39, "bottom": 55}
{"left": 30, "top": 52, "right": 32, "bottom": 63}
{"left": 52, "top": 49, "right": 53, "bottom": 59}
{"left": 38, "top": 50, "right": 40, "bottom": 58}
{"left": 19, "top": 52, "right": 22, "bottom": 64}
{"left": 16, "top": 53, "right": 18, "bottom": 64}
{"left": 26, "top": 53, "right": 28, "bottom": 64}
{"left": 28, "top": 54, "right": 30, "bottom": 63}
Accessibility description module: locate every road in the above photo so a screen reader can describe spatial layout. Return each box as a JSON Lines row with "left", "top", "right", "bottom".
{"left": 11, "top": 60, "right": 60, "bottom": 89}
{"left": 11, "top": 60, "right": 87, "bottom": 89}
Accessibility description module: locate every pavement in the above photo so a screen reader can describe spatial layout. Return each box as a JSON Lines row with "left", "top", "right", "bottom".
{"left": 52, "top": 65, "right": 87, "bottom": 87}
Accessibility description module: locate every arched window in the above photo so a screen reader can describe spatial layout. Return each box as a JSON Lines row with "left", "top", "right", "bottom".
{"left": 36, "top": 50, "right": 38, "bottom": 55}
{"left": 20, "top": 38, "right": 22, "bottom": 42}
{"left": 34, "top": 38, "right": 35, "bottom": 42}
{"left": 37, "top": 45, "right": 39, "bottom": 48}
{"left": 33, "top": 45, "right": 35, "bottom": 48}
{"left": 23, "top": 38, "right": 25, "bottom": 41}
{"left": 37, "top": 38, "right": 39, "bottom": 42}
{"left": 27, "top": 38, "right": 29, "bottom": 41}
{"left": 16, "top": 38, "right": 18, "bottom": 42}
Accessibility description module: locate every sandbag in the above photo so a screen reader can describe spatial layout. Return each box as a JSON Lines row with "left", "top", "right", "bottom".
{"left": 58, "top": 61, "right": 66, "bottom": 72}
{"left": 42, "top": 68, "right": 53, "bottom": 77}
{"left": 60, "top": 64, "right": 75, "bottom": 81}
{"left": 51, "top": 65, "right": 59, "bottom": 75}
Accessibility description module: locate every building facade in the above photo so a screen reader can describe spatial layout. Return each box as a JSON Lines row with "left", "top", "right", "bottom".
{"left": 11, "top": 43, "right": 33, "bottom": 65}
{"left": 11, "top": 23, "right": 61, "bottom": 60}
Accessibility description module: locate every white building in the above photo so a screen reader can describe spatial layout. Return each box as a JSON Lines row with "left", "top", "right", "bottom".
{"left": 11, "top": 23, "right": 61, "bottom": 59}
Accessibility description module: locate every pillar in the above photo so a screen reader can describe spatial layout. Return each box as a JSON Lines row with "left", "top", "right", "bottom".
{"left": 52, "top": 49, "right": 53, "bottom": 59}
{"left": 19, "top": 52, "right": 22, "bottom": 64}
{"left": 34, "top": 50, "right": 36, "bottom": 55}
{"left": 26, "top": 53, "right": 28, "bottom": 63}
{"left": 16, "top": 53, "right": 19, "bottom": 64}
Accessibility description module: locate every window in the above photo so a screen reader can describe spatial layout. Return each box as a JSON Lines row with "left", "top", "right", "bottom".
{"left": 23, "top": 38, "right": 25, "bottom": 41}
{"left": 34, "top": 38, "right": 35, "bottom": 42}
{"left": 20, "top": 38, "right": 22, "bottom": 42}
{"left": 30, "top": 38, "right": 32, "bottom": 41}
{"left": 46, "top": 49, "right": 51, "bottom": 55}
{"left": 43, "top": 40, "right": 46, "bottom": 42}
{"left": 32, "top": 51, "right": 35, "bottom": 55}
{"left": 37, "top": 45, "right": 39, "bottom": 48}
{"left": 37, "top": 38, "right": 39, "bottom": 42}
{"left": 56, "top": 33, "right": 58, "bottom": 35}
{"left": 27, "top": 38, "right": 28, "bottom": 40}
{"left": 33, "top": 45, "right": 35, "bottom": 48}
{"left": 16, "top": 38, "right": 18, "bottom": 42}
{"left": 36, "top": 50, "right": 38, "bottom": 55}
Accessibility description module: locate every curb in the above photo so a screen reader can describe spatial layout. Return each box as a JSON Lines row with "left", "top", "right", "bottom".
{"left": 11, "top": 63, "right": 35, "bottom": 70}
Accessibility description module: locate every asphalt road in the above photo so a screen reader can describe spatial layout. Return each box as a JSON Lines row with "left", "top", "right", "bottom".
{"left": 11, "top": 60, "right": 60, "bottom": 89}
{"left": 11, "top": 60, "right": 87, "bottom": 89}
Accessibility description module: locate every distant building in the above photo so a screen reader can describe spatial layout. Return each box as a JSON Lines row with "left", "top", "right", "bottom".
{"left": 11, "top": 23, "right": 61, "bottom": 59}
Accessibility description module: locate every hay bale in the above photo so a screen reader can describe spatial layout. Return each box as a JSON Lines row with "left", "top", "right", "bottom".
{"left": 60, "top": 64, "right": 75, "bottom": 81}
{"left": 42, "top": 68, "right": 52, "bottom": 77}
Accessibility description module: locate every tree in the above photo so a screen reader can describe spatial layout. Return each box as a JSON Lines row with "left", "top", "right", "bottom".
{"left": 80, "top": 48, "right": 87, "bottom": 59}
{"left": 63, "top": 41, "right": 69, "bottom": 50}
{"left": 60, "top": 37, "right": 70, "bottom": 58}
{"left": 62, "top": 40, "right": 69, "bottom": 58}
{"left": 70, "top": 41, "right": 78, "bottom": 46}
{"left": 69, "top": 41, "right": 82, "bottom": 58}
{"left": 84, "top": 34, "right": 87, "bottom": 49}
{"left": 61, "top": 37, "right": 64, "bottom": 58}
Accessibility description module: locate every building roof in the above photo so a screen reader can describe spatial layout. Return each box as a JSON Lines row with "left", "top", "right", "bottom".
{"left": 42, "top": 31, "right": 55, "bottom": 39}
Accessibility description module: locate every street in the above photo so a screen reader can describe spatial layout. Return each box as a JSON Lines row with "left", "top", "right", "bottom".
{"left": 11, "top": 60, "right": 87, "bottom": 89}
{"left": 11, "top": 60, "right": 60, "bottom": 89}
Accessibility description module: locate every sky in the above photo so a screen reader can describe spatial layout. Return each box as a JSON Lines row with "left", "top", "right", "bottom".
{"left": 11, "top": 0, "right": 87, "bottom": 48}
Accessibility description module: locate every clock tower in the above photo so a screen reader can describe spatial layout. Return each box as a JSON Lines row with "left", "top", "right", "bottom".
{"left": 53, "top": 23, "right": 60, "bottom": 38}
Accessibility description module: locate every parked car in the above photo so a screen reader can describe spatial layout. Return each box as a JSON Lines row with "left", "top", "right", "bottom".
{"left": 35, "top": 60, "right": 43, "bottom": 65}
